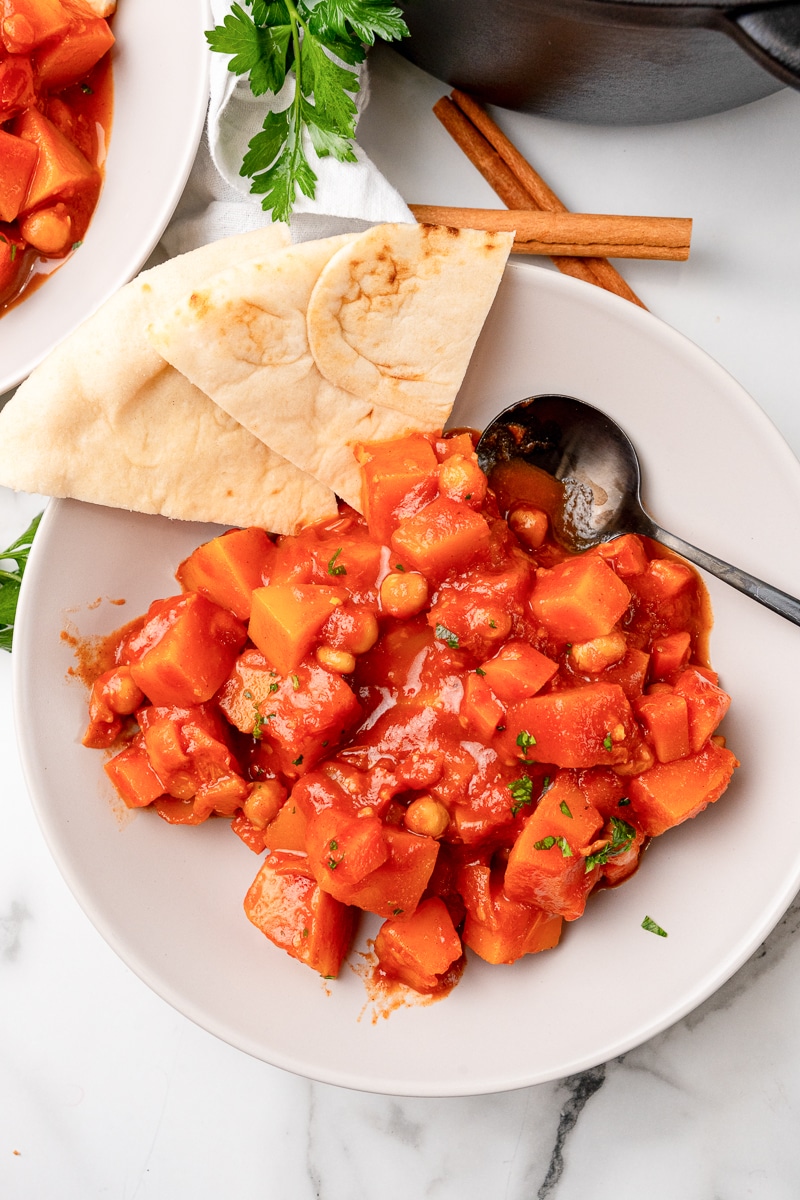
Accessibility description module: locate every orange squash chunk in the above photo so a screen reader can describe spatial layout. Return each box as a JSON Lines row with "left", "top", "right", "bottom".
{"left": 248, "top": 583, "right": 347, "bottom": 675}
{"left": 34, "top": 16, "right": 114, "bottom": 90}
{"left": 480, "top": 640, "right": 559, "bottom": 703}
{"left": 177, "top": 527, "right": 274, "bottom": 621}
{"left": 499, "top": 682, "right": 638, "bottom": 769}
{"left": 126, "top": 593, "right": 247, "bottom": 708}
{"left": 504, "top": 774, "right": 604, "bottom": 921}
{"left": 391, "top": 496, "right": 492, "bottom": 579}
{"left": 374, "top": 897, "right": 462, "bottom": 991}
{"left": 530, "top": 555, "right": 631, "bottom": 641}
{"left": 627, "top": 741, "right": 738, "bottom": 837}
{"left": 244, "top": 851, "right": 357, "bottom": 978}
{"left": 356, "top": 433, "right": 439, "bottom": 544}
{"left": 459, "top": 859, "right": 562, "bottom": 964}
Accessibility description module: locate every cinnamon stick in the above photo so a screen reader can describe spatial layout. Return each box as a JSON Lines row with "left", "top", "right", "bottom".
{"left": 433, "top": 91, "right": 648, "bottom": 308}
{"left": 409, "top": 205, "right": 692, "bottom": 261}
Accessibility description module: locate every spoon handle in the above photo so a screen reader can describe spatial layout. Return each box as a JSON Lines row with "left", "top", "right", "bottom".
{"left": 641, "top": 519, "right": 800, "bottom": 627}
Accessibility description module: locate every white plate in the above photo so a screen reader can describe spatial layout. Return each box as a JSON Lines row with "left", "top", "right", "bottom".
{"left": 13, "top": 261, "right": 800, "bottom": 1096}
{"left": 0, "top": 0, "right": 209, "bottom": 396}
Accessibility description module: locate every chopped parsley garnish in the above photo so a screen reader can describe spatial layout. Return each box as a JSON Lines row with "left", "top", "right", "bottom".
{"left": 0, "top": 512, "right": 41, "bottom": 651}
{"left": 327, "top": 547, "right": 346, "bottom": 575}
{"left": 603, "top": 732, "right": 614, "bottom": 752}
{"left": 434, "top": 623, "right": 459, "bottom": 649}
{"left": 516, "top": 729, "right": 536, "bottom": 757}
{"left": 475, "top": 666, "right": 486, "bottom": 676}
{"left": 534, "top": 835, "right": 573, "bottom": 858}
{"left": 642, "top": 915, "right": 668, "bottom": 938}
{"left": 618, "top": 797, "right": 631, "bottom": 807}
{"left": 291, "top": 673, "right": 300, "bottom": 690}
{"left": 559, "top": 800, "right": 573, "bottom": 818}
{"left": 269, "top": 681, "right": 279, "bottom": 693}
{"left": 584, "top": 817, "right": 635, "bottom": 872}
{"left": 508, "top": 775, "right": 534, "bottom": 817}
{"left": 292, "top": 754, "right": 304, "bottom": 766}
{"left": 206, "top": 0, "right": 409, "bottom": 221}
{"left": 394, "top": 563, "right": 406, "bottom": 571}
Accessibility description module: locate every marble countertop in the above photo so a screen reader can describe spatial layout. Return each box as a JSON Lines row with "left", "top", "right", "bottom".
{"left": 3, "top": 43, "right": 800, "bottom": 1200}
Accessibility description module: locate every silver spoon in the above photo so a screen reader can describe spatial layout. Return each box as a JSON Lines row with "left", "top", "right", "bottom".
{"left": 476, "top": 394, "right": 800, "bottom": 627}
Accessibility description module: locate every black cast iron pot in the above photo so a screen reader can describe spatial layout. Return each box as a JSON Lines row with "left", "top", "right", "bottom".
{"left": 397, "top": 0, "right": 800, "bottom": 123}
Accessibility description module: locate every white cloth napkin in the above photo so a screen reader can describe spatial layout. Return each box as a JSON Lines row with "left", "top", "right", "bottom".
{"left": 160, "top": 1, "right": 412, "bottom": 258}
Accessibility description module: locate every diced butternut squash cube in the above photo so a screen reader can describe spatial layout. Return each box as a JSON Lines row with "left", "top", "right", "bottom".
{"left": 530, "top": 555, "right": 632, "bottom": 641}
{"left": 34, "top": 17, "right": 114, "bottom": 90}
{"left": 374, "top": 897, "right": 462, "bottom": 992}
{"left": 1, "top": 0, "right": 71, "bottom": 53}
{"left": 459, "top": 859, "right": 562, "bottom": 964}
{"left": 0, "top": 55, "right": 36, "bottom": 123}
{"left": 649, "top": 630, "right": 692, "bottom": 680}
{"left": 176, "top": 527, "right": 274, "bottom": 621}
{"left": 459, "top": 671, "right": 505, "bottom": 740}
{"left": 391, "top": 496, "right": 492, "bottom": 579}
{"left": 305, "top": 807, "right": 389, "bottom": 888}
{"left": 104, "top": 739, "right": 165, "bottom": 809}
{"left": 218, "top": 652, "right": 362, "bottom": 776}
{"left": 480, "top": 640, "right": 558, "bottom": 703}
{"left": 593, "top": 534, "right": 649, "bottom": 577}
{"left": 244, "top": 851, "right": 357, "bottom": 978}
{"left": 248, "top": 583, "right": 347, "bottom": 675}
{"left": 499, "top": 682, "right": 639, "bottom": 769}
{"left": 673, "top": 667, "right": 731, "bottom": 752}
{"left": 627, "top": 741, "right": 738, "bottom": 836}
{"left": 0, "top": 129, "right": 37, "bottom": 222}
{"left": 635, "top": 692, "right": 691, "bottom": 763}
{"left": 356, "top": 434, "right": 439, "bottom": 544}
{"left": 310, "top": 824, "right": 439, "bottom": 918}
{"left": 13, "top": 107, "right": 100, "bottom": 216}
{"left": 504, "top": 775, "right": 604, "bottom": 920}
{"left": 126, "top": 593, "right": 247, "bottom": 708}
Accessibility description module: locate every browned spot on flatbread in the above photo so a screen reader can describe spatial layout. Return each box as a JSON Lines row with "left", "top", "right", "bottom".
{"left": 188, "top": 289, "right": 211, "bottom": 318}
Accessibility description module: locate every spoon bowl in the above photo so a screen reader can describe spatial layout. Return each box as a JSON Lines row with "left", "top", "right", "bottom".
{"left": 477, "top": 394, "right": 800, "bottom": 627}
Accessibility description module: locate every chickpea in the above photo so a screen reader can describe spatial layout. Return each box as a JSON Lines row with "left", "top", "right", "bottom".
{"left": 404, "top": 795, "right": 450, "bottom": 838}
{"left": 438, "top": 453, "right": 487, "bottom": 507}
{"left": 20, "top": 204, "right": 73, "bottom": 255}
{"left": 316, "top": 645, "right": 357, "bottom": 674}
{"left": 243, "top": 779, "right": 286, "bottom": 829}
{"left": 569, "top": 631, "right": 627, "bottom": 674}
{"left": 380, "top": 570, "right": 428, "bottom": 619}
{"left": 508, "top": 505, "right": 549, "bottom": 551}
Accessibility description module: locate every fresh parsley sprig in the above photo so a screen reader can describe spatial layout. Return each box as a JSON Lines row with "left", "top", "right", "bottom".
{"left": 0, "top": 512, "right": 42, "bottom": 651}
{"left": 206, "top": 0, "right": 409, "bottom": 222}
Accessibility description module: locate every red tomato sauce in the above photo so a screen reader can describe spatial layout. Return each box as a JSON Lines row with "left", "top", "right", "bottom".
{"left": 0, "top": 0, "right": 115, "bottom": 314}
{"left": 81, "top": 430, "right": 738, "bottom": 1000}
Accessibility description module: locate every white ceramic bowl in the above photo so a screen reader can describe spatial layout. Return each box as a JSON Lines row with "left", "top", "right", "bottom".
{"left": 13, "top": 261, "right": 800, "bottom": 1096}
{"left": 0, "top": 0, "right": 209, "bottom": 396}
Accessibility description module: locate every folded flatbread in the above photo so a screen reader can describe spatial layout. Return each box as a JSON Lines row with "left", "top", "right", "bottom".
{"left": 147, "top": 224, "right": 513, "bottom": 509}
{"left": 0, "top": 225, "right": 339, "bottom": 534}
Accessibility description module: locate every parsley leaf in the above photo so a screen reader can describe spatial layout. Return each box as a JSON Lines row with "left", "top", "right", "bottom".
{"left": 533, "top": 835, "right": 573, "bottom": 858}
{"left": 327, "top": 547, "right": 347, "bottom": 576}
{"left": 206, "top": 0, "right": 409, "bottom": 221}
{"left": 516, "top": 729, "right": 536, "bottom": 757}
{"left": 434, "top": 623, "right": 459, "bottom": 649}
{"left": 642, "top": 915, "right": 668, "bottom": 938}
{"left": 508, "top": 775, "right": 533, "bottom": 817}
{"left": 584, "top": 817, "right": 635, "bottom": 872}
{"left": 0, "top": 512, "right": 42, "bottom": 652}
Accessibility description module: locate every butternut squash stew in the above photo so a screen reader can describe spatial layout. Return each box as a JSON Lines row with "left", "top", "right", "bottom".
{"left": 83, "top": 431, "right": 738, "bottom": 997}
{"left": 0, "top": 0, "right": 116, "bottom": 313}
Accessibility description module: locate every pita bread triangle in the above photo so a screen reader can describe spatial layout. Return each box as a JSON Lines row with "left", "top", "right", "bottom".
{"left": 0, "top": 226, "right": 339, "bottom": 534}
{"left": 147, "top": 223, "right": 513, "bottom": 510}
